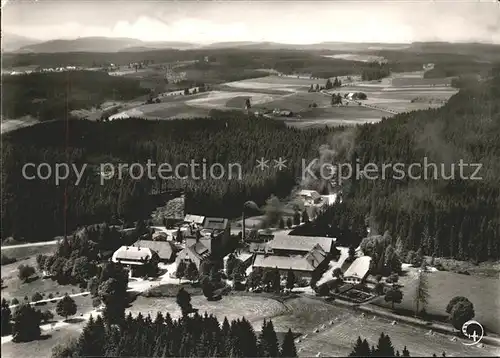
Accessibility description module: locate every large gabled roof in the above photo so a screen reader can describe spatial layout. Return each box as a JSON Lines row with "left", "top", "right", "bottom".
{"left": 184, "top": 214, "right": 206, "bottom": 225}
{"left": 132, "top": 240, "right": 176, "bottom": 260}
{"left": 112, "top": 246, "right": 156, "bottom": 264}
{"left": 268, "top": 233, "right": 334, "bottom": 253}
{"left": 344, "top": 256, "right": 371, "bottom": 279}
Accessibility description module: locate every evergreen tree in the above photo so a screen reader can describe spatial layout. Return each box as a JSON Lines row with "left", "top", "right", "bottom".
{"left": 374, "top": 332, "right": 395, "bottom": 357}
{"left": 402, "top": 346, "right": 411, "bottom": 357}
{"left": 348, "top": 246, "right": 356, "bottom": 262}
{"left": 11, "top": 303, "right": 41, "bottom": 342}
{"left": 176, "top": 260, "right": 187, "bottom": 282}
{"left": 258, "top": 320, "right": 280, "bottom": 357}
{"left": 349, "top": 336, "right": 371, "bottom": 357}
{"left": 281, "top": 328, "right": 297, "bottom": 357}
{"left": 176, "top": 287, "right": 194, "bottom": 316}
{"left": 1, "top": 298, "right": 11, "bottom": 335}
{"left": 414, "top": 269, "right": 430, "bottom": 316}
{"left": 75, "top": 315, "right": 106, "bottom": 357}
{"left": 293, "top": 211, "right": 301, "bottom": 226}
{"left": 302, "top": 210, "right": 310, "bottom": 224}
{"left": 185, "top": 261, "right": 199, "bottom": 283}
{"left": 285, "top": 269, "right": 296, "bottom": 291}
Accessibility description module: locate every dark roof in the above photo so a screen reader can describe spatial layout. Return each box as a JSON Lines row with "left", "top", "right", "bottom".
{"left": 187, "top": 241, "right": 210, "bottom": 260}
{"left": 133, "top": 240, "right": 176, "bottom": 260}
{"left": 204, "top": 217, "right": 229, "bottom": 230}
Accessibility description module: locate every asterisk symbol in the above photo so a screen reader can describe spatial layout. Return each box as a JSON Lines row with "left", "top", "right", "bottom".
{"left": 256, "top": 157, "right": 269, "bottom": 171}
{"left": 274, "top": 157, "right": 287, "bottom": 171}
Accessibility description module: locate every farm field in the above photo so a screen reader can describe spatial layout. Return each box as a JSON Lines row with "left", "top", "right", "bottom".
{"left": 372, "top": 269, "right": 500, "bottom": 335}
{"left": 322, "top": 53, "right": 386, "bottom": 63}
{"left": 291, "top": 306, "right": 500, "bottom": 357}
{"left": 124, "top": 294, "right": 500, "bottom": 357}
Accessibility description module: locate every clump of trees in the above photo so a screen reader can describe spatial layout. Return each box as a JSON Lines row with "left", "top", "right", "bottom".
{"left": 17, "top": 264, "right": 36, "bottom": 282}
{"left": 11, "top": 303, "right": 42, "bottom": 342}
{"left": 446, "top": 296, "right": 475, "bottom": 330}
{"left": 52, "top": 311, "right": 297, "bottom": 358}
{"left": 349, "top": 332, "right": 433, "bottom": 357}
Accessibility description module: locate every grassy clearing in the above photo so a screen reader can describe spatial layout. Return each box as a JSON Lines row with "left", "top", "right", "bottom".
{"left": 372, "top": 270, "right": 500, "bottom": 335}
{"left": 293, "top": 307, "right": 500, "bottom": 357}
{"left": 391, "top": 77, "right": 453, "bottom": 87}
{"left": 127, "top": 294, "right": 287, "bottom": 323}
{"left": 1, "top": 257, "right": 81, "bottom": 302}
{"left": 142, "top": 283, "right": 203, "bottom": 298}
{"left": 2, "top": 325, "right": 83, "bottom": 358}
{"left": 1, "top": 244, "right": 57, "bottom": 261}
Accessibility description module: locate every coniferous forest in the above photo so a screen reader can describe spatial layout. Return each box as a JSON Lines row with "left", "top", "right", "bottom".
{"left": 2, "top": 70, "right": 500, "bottom": 262}
{"left": 51, "top": 312, "right": 297, "bottom": 358}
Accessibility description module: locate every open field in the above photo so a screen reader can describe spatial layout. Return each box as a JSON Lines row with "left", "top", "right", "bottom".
{"left": 1, "top": 117, "right": 40, "bottom": 134}
{"left": 291, "top": 304, "right": 500, "bottom": 357}
{"left": 124, "top": 294, "right": 500, "bottom": 357}
{"left": 3, "top": 287, "right": 500, "bottom": 358}
{"left": 372, "top": 269, "right": 500, "bottom": 335}
{"left": 1, "top": 258, "right": 81, "bottom": 302}
{"left": 322, "top": 53, "right": 386, "bottom": 63}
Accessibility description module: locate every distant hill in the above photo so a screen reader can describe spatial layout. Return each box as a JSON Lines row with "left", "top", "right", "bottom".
{"left": 1, "top": 32, "right": 42, "bottom": 52}
{"left": 14, "top": 37, "right": 198, "bottom": 53}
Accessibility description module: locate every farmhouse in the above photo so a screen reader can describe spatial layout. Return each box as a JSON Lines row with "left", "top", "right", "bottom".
{"left": 298, "top": 189, "right": 322, "bottom": 206}
{"left": 252, "top": 243, "right": 329, "bottom": 280}
{"left": 132, "top": 240, "right": 177, "bottom": 263}
{"left": 265, "top": 233, "right": 336, "bottom": 255}
{"left": 343, "top": 256, "right": 371, "bottom": 284}
{"left": 111, "top": 246, "right": 159, "bottom": 277}
{"left": 176, "top": 241, "right": 211, "bottom": 270}
{"left": 249, "top": 234, "right": 335, "bottom": 280}
{"left": 184, "top": 214, "right": 206, "bottom": 226}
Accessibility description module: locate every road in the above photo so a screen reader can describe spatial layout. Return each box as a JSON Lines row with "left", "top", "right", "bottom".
{"left": 1, "top": 240, "right": 59, "bottom": 251}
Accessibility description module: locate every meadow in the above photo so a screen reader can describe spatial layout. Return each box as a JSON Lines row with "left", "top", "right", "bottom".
{"left": 372, "top": 270, "right": 500, "bottom": 335}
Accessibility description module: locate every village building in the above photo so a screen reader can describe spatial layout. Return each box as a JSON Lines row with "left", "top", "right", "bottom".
{"left": 250, "top": 234, "right": 336, "bottom": 280}
{"left": 343, "top": 256, "right": 372, "bottom": 284}
{"left": 111, "top": 246, "right": 159, "bottom": 277}
{"left": 132, "top": 239, "right": 177, "bottom": 263}
{"left": 175, "top": 217, "right": 231, "bottom": 269}
{"left": 175, "top": 241, "right": 211, "bottom": 270}
{"left": 252, "top": 243, "right": 329, "bottom": 280}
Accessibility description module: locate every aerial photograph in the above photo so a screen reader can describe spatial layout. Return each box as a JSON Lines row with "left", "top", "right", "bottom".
{"left": 1, "top": 0, "right": 499, "bottom": 357}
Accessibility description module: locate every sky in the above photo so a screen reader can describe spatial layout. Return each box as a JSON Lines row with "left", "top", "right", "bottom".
{"left": 2, "top": 0, "right": 500, "bottom": 44}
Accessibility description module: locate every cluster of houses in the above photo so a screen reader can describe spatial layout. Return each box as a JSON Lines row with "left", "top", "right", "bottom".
{"left": 111, "top": 214, "right": 231, "bottom": 277}
{"left": 111, "top": 209, "right": 371, "bottom": 287}
{"left": 4, "top": 65, "right": 81, "bottom": 76}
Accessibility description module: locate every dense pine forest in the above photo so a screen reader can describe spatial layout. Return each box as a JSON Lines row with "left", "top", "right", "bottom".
{"left": 2, "top": 71, "right": 149, "bottom": 121}
{"left": 310, "top": 71, "right": 500, "bottom": 262}
{"left": 1, "top": 115, "right": 339, "bottom": 241}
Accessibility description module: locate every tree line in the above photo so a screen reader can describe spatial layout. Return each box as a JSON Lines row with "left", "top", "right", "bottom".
{"left": 50, "top": 308, "right": 298, "bottom": 358}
